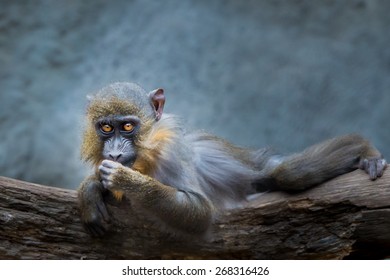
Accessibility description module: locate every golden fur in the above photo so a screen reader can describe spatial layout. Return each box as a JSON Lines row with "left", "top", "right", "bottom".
{"left": 133, "top": 118, "right": 177, "bottom": 176}
{"left": 81, "top": 95, "right": 177, "bottom": 179}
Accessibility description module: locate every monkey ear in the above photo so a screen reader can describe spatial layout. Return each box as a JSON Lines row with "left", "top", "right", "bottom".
{"left": 149, "top": 88, "right": 165, "bottom": 121}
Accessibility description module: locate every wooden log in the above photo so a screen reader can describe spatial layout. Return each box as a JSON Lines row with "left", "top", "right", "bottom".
{"left": 0, "top": 168, "right": 389, "bottom": 259}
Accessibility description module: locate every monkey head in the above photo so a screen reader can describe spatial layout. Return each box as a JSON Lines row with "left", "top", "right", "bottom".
{"left": 81, "top": 82, "right": 165, "bottom": 167}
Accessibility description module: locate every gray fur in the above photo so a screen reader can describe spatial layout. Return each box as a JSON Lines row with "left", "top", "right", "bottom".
{"left": 146, "top": 115, "right": 198, "bottom": 194}
{"left": 95, "top": 82, "right": 147, "bottom": 102}
{"left": 188, "top": 133, "right": 258, "bottom": 209}
{"left": 92, "top": 82, "right": 156, "bottom": 118}
{"left": 146, "top": 115, "right": 386, "bottom": 210}
{"left": 146, "top": 115, "right": 264, "bottom": 210}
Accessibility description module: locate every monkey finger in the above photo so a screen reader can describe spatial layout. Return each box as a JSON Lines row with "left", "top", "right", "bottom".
{"left": 101, "top": 159, "right": 122, "bottom": 169}
{"left": 100, "top": 174, "right": 107, "bottom": 183}
{"left": 99, "top": 165, "right": 112, "bottom": 174}
{"left": 365, "top": 158, "right": 388, "bottom": 180}
{"left": 101, "top": 179, "right": 113, "bottom": 189}
{"left": 95, "top": 201, "right": 110, "bottom": 222}
{"left": 98, "top": 165, "right": 112, "bottom": 174}
{"left": 376, "top": 158, "right": 387, "bottom": 178}
{"left": 100, "top": 175, "right": 109, "bottom": 185}
{"left": 367, "top": 160, "right": 378, "bottom": 180}
{"left": 85, "top": 222, "right": 106, "bottom": 237}
{"left": 360, "top": 158, "right": 382, "bottom": 180}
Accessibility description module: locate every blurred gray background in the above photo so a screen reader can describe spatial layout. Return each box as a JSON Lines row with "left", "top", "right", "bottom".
{"left": 1, "top": 0, "right": 389, "bottom": 189}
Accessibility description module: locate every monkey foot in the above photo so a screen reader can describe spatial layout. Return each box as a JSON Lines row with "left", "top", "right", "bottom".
{"left": 359, "top": 157, "right": 387, "bottom": 180}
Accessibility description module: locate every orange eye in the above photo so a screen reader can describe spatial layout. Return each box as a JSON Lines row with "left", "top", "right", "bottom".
{"left": 123, "top": 123, "right": 134, "bottom": 132}
{"left": 101, "top": 124, "right": 113, "bottom": 133}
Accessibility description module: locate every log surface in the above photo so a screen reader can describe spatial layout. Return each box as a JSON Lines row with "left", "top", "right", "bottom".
{"left": 0, "top": 169, "right": 390, "bottom": 259}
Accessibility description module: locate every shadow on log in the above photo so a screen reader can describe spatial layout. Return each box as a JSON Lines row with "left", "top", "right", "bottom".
{"left": 0, "top": 168, "right": 390, "bottom": 259}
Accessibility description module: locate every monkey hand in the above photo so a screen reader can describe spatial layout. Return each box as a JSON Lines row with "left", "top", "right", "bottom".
{"left": 99, "top": 159, "right": 147, "bottom": 193}
{"left": 78, "top": 178, "right": 110, "bottom": 237}
{"left": 359, "top": 157, "right": 387, "bottom": 180}
{"left": 99, "top": 160, "right": 126, "bottom": 189}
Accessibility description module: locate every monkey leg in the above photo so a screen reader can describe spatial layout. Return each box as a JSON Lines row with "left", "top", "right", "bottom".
{"left": 78, "top": 175, "right": 110, "bottom": 236}
{"left": 255, "top": 134, "right": 386, "bottom": 192}
{"left": 99, "top": 160, "right": 213, "bottom": 235}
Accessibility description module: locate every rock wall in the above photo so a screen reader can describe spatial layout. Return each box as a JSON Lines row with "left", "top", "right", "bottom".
{"left": 1, "top": 0, "right": 389, "bottom": 188}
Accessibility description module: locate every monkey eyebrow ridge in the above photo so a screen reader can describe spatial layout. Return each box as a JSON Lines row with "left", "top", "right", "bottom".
{"left": 97, "top": 115, "right": 141, "bottom": 125}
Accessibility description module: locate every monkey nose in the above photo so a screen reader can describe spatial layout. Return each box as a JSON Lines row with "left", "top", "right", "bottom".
{"left": 108, "top": 153, "right": 122, "bottom": 162}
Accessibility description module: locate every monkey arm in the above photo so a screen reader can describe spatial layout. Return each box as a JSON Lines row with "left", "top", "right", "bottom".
{"left": 99, "top": 160, "right": 213, "bottom": 235}
{"left": 255, "top": 134, "right": 387, "bottom": 192}
{"left": 78, "top": 175, "right": 110, "bottom": 236}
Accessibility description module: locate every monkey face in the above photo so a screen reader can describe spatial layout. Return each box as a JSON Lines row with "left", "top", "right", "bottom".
{"left": 95, "top": 115, "right": 140, "bottom": 167}
{"left": 81, "top": 83, "right": 166, "bottom": 167}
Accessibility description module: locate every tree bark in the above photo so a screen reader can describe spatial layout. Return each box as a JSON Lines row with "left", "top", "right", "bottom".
{"left": 0, "top": 169, "right": 389, "bottom": 259}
